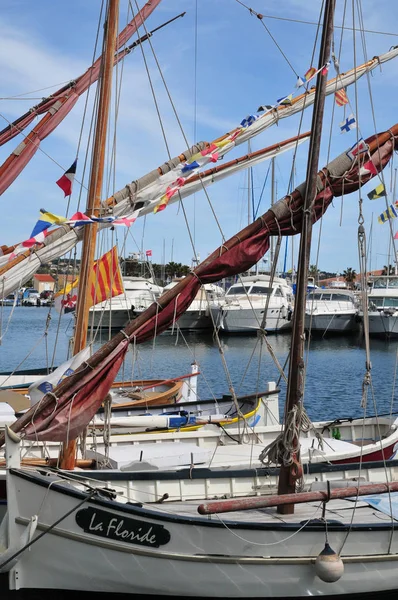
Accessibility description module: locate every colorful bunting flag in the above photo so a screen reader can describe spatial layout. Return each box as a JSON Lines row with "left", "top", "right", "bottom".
{"left": 67, "top": 211, "right": 138, "bottom": 227}
{"left": 67, "top": 212, "right": 92, "bottom": 227}
{"left": 9, "top": 230, "right": 48, "bottom": 259}
{"left": 346, "top": 138, "right": 369, "bottom": 160}
{"left": 295, "top": 76, "right": 305, "bottom": 88}
{"left": 30, "top": 209, "right": 68, "bottom": 238}
{"left": 227, "top": 130, "right": 241, "bottom": 143}
{"left": 240, "top": 115, "right": 258, "bottom": 128}
{"left": 335, "top": 88, "right": 349, "bottom": 106}
{"left": 113, "top": 213, "right": 138, "bottom": 226}
{"left": 54, "top": 278, "right": 79, "bottom": 314}
{"left": 257, "top": 104, "right": 273, "bottom": 112}
{"left": 20, "top": 230, "right": 49, "bottom": 250}
{"left": 9, "top": 210, "right": 67, "bottom": 259}
{"left": 339, "top": 114, "right": 356, "bottom": 133}
{"left": 378, "top": 201, "right": 398, "bottom": 224}
{"left": 56, "top": 159, "right": 77, "bottom": 197}
{"left": 154, "top": 177, "right": 187, "bottom": 214}
{"left": 321, "top": 63, "right": 330, "bottom": 76}
{"left": 304, "top": 67, "right": 317, "bottom": 81}
{"left": 367, "top": 184, "right": 386, "bottom": 200}
{"left": 360, "top": 159, "right": 378, "bottom": 176}
{"left": 181, "top": 160, "right": 200, "bottom": 174}
{"left": 200, "top": 143, "right": 218, "bottom": 157}
{"left": 277, "top": 94, "right": 293, "bottom": 106}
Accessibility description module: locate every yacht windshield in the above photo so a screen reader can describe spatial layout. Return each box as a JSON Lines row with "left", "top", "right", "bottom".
{"left": 369, "top": 296, "right": 398, "bottom": 308}
{"left": 226, "top": 285, "right": 249, "bottom": 296}
{"left": 249, "top": 285, "right": 273, "bottom": 295}
{"left": 371, "top": 277, "right": 398, "bottom": 289}
{"left": 331, "top": 294, "right": 354, "bottom": 302}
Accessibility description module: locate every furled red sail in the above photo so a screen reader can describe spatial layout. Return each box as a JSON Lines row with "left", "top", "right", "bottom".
{"left": 0, "top": 0, "right": 163, "bottom": 195}
{"left": 0, "top": 125, "right": 396, "bottom": 443}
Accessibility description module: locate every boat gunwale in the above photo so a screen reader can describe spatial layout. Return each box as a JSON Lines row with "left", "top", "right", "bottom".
{"left": 10, "top": 467, "right": 398, "bottom": 533}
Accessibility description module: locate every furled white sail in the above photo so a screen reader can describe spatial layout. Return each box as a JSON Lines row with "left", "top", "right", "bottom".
{"left": 0, "top": 136, "right": 308, "bottom": 297}
{"left": 1, "top": 47, "right": 397, "bottom": 297}
{"left": 110, "top": 47, "right": 398, "bottom": 214}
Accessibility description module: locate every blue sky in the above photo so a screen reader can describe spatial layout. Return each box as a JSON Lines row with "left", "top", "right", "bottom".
{"left": 1, "top": 0, "right": 398, "bottom": 275}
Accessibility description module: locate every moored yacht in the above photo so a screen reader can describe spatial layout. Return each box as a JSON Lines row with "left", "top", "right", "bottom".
{"left": 164, "top": 280, "right": 225, "bottom": 331}
{"left": 210, "top": 274, "right": 293, "bottom": 334}
{"left": 89, "top": 276, "right": 164, "bottom": 329}
{"left": 366, "top": 275, "right": 398, "bottom": 338}
{"left": 305, "top": 289, "right": 360, "bottom": 335}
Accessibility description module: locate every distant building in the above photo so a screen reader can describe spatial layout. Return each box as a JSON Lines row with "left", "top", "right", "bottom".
{"left": 318, "top": 270, "right": 385, "bottom": 289}
{"left": 33, "top": 274, "right": 55, "bottom": 293}
{"left": 56, "top": 274, "right": 77, "bottom": 292}
{"left": 318, "top": 276, "right": 347, "bottom": 288}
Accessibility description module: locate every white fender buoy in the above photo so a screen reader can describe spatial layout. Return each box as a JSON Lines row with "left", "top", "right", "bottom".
{"left": 314, "top": 542, "right": 344, "bottom": 583}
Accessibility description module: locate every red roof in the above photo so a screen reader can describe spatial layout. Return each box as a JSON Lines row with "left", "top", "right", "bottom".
{"left": 33, "top": 274, "right": 55, "bottom": 282}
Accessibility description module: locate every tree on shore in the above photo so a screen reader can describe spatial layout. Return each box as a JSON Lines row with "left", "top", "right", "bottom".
{"left": 382, "top": 264, "right": 395, "bottom": 275}
{"left": 343, "top": 267, "right": 356, "bottom": 288}
{"left": 308, "top": 264, "right": 319, "bottom": 284}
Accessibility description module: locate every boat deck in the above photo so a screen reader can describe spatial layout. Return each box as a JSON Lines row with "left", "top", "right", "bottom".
{"left": 154, "top": 497, "right": 395, "bottom": 526}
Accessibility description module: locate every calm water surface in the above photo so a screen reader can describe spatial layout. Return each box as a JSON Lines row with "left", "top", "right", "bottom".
{"left": 1, "top": 305, "right": 398, "bottom": 422}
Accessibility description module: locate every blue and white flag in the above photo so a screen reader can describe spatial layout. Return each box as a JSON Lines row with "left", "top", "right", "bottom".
{"left": 340, "top": 113, "right": 357, "bottom": 134}
{"left": 240, "top": 115, "right": 258, "bottom": 128}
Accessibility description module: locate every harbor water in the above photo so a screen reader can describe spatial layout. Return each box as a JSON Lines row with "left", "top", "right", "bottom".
{"left": 0, "top": 305, "right": 397, "bottom": 423}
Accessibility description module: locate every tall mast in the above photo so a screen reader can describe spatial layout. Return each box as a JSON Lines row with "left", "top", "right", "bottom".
{"left": 270, "top": 157, "right": 275, "bottom": 269}
{"left": 247, "top": 140, "right": 252, "bottom": 227}
{"left": 60, "top": 0, "right": 120, "bottom": 469}
{"left": 277, "top": 0, "right": 336, "bottom": 512}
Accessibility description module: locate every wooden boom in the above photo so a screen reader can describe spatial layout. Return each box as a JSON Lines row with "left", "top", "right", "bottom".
{"left": 197, "top": 481, "right": 398, "bottom": 515}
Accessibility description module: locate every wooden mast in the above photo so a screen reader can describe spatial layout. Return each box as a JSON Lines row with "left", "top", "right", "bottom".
{"left": 270, "top": 157, "right": 275, "bottom": 268}
{"left": 60, "top": 0, "right": 120, "bottom": 469}
{"left": 277, "top": 0, "right": 336, "bottom": 512}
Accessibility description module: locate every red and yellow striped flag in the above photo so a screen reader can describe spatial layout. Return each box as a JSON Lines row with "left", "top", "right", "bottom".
{"left": 54, "top": 246, "right": 123, "bottom": 313}
{"left": 89, "top": 246, "right": 123, "bottom": 306}
{"left": 334, "top": 88, "right": 349, "bottom": 106}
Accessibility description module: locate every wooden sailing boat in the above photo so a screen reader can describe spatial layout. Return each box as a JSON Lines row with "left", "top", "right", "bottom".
{"left": 3, "top": 1, "right": 398, "bottom": 597}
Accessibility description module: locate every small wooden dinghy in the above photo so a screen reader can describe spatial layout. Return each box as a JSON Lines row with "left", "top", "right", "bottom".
{"left": 109, "top": 378, "right": 184, "bottom": 407}
{"left": 0, "top": 371, "right": 196, "bottom": 419}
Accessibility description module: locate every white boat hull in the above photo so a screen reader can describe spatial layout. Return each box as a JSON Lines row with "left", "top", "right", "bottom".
{"left": 5, "top": 467, "right": 398, "bottom": 597}
{"left": 90, "top": 307, "right": 135, "bottom": 329}
{"left": 305, "top": 312, "right": 360, "bottom": 334}
{"left": 171, "top": 309, "right": 212, "bottom": 331}
{"left": 211, "top": 306, "right": 291, "bottom": 333}
{"left": 368, "top": 312, "right": 398, "bottom": 338}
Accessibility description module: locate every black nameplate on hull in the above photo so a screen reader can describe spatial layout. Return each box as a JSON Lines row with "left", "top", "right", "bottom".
{"left": 76, "top": 507, "right": 171, "bottom": 548}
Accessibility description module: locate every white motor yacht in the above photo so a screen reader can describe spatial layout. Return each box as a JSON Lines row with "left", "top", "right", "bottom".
{"left": 210, "top": 274, "right": 293, "bottom": 333}
{"left": 305, "top": 289, "right": 360, "bottom": 335}
{"left": 89, "top": 276, "right": 164, "bottom": 329}
{"left": 164, "top": 280, "right": 225, "bottom": 331}
{"left": 365, "top": 275, "right": 398, "bottom": 338}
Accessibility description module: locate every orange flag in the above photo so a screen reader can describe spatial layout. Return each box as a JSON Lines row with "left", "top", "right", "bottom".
{"left": 89, "top": 246, "right": 124, "bottom": 306}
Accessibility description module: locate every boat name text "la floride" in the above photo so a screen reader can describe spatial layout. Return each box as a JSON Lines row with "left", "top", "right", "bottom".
{"left": 75, "top": 507, "right": 171, "bottom": 548}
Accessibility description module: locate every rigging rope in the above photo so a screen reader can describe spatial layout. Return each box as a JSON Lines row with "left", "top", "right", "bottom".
{"left": 128, "top": 0, "right": 248, "bottom": 415}
{"left": 355, "top": 0, "right": 398, "bottom": 268}
{"left": 233, "top": 6, "right": 398, "bottom": 38}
